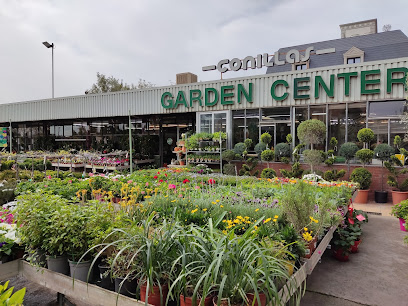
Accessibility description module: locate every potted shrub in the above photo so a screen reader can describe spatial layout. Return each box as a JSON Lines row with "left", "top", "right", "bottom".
{"left": 331, "top": 226, "right": 359, "bottom": 262}
{"left": 261, "top": 149, "right": 274, "bottom": 168}
{"left": 254, "top": 142, "right": 267, "bottom": 157}
{"left": 385, "top": 155, "right": 408, "bottom": 204}
{"left": 303, "top": 149, "right": 323, "bottom": 173}
{"left": 260, "top": 132, "right": 272, "bottom": 149}
{"left": 338, "top": 142, "right": 359, "bottom": 176}
{"left": 357, "top": 128, "right": 374, "bottom": 149}
{"left": 350, "top": 168, "right": 372, "bottom": 204}
{"left": 373, "top": 144, "right": 395, "bottom": 203}
{"left": 391, "top": 200, "right": 408, "bottom": 231}
{"left": 356, "top": 149, "right": 374, "bottom": 167}
{"left": 297, "top": 119, "right": 326, "bottom": 151}
{"left": 274, "top": 143, "right": 291, "bottom": 162}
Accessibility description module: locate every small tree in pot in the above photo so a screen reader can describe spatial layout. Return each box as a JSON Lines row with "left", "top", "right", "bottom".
{"left": 350, "top": 168, "right": 372, "bottom": 203}
{"left": 260, "top": 132, "right": 272, "bottom": 149}
{"left": 338, "top": 142, "right": 359, "bottom": 176}
{"left": 385, "top": 155, "right": 408, "bottom": 204}
{"left": 357, "top": 128, "right": 374, "bottom": 149}
{"left": 356, "top": 149, "right": 374, "bottom": 167}
{"left": 373, "top": 144, "right": 395, "bottom": 203}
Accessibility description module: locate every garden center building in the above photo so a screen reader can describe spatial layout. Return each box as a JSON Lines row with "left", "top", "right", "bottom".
{"left": 1, "top": 19, "right": 408, "bottom": 165}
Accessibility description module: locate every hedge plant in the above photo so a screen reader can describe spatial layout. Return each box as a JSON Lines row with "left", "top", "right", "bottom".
{"left": 350, "top": 167, "right": 372, "bottom": 190}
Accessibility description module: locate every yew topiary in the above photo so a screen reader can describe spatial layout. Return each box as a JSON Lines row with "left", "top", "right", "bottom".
{"left": 297, "top": 119, "right": 326, "bottom": 149}
{"left": 357, "top": 128, "right": 374, "bottom": 148}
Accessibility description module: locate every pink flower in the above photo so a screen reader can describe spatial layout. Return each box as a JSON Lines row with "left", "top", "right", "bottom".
{"left": 145, "top": 182, "right": 149, "bottom": 187}
{"left": 100, "top": 173, "right": 105, "bottom": 177}
{"left": 194, "top": 186, "right": 200, "bottom": 190}
{"left": 47, "top": 175, "right": 51, "bottom": 179}
{"left": 89, "top": 173, "right": 94, "bottom": 177}
{"left": 178, "top": 194, "right": 183, "bottom": 198}
{"left": 127, "top": 180, "right": 133, "bottom": 184}
{"left": 112, "top": 178, "right": 118, "bottom": 181}
{"left": 141, "top": 191, "right": 145, "bottom": 194}
{"left": 44, "top": 185, "right": 48, "bottom": 188}
{"left": 168, "top": 184, "right": 176, "bottom": 189}
{"left": 68, "top": 180, "right": 72, "bottom": 184}
{"left": 356, "top": 214, "right": 366, "bottom": 222}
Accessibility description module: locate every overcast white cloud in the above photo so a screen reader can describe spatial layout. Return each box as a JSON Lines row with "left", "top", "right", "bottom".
{"left": 0, "top": 0, "right": 407, "bottom": 104}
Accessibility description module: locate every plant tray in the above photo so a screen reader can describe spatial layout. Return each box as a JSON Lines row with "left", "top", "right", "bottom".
{"left": 133, "top": 159, "right": 155, "bottom": 165}
{"left": 51, "top": 163, "right": 85, "bottom": 168}
{"left": 85, "top": 164, "right": 129, "bottom": 171}
{"left": 0, "top": 260, "right": 149, "bottom": 306}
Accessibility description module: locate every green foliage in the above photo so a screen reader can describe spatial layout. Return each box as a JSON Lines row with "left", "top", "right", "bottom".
{"left": 394, "top": 135, "right": 402, "bottom": 148}
{"left": 297, "top": 120, "right": 326, "bottom": 147}
{"left": 384, "top": 156, "right": 408, "bottom": 191}
{"left": 261, "top": 149, "right": 274, "bottom": 162}
{"left": 222, "top": 150, "right": 236, "bottom": 163}
{"left": 254, "top": 142, "right": 267, "bottom": 156}
{"left": 0, "top": 161, "right": 15, "bottom": 171}
{"left": 281, "top": 157, "right": 290, "bottom": 164}
{"left": 339, "top": 142, "right": 359, "bottom": 162}
{"left": 223, "top": 164, "right": 236, "bottom": 176}
{"left": 244, "top": 138, "right": 253, "bottom": 150}
{"left": 280, "top": 162, "right": 304, "bottom": 179}
{"left": 324, "top": 157, "right": 335, "bottom": 166}
{"left": 260, "top": 133, "right": 272, "bottom": 146}
{"left": 260, "top": 168, "right": 276, "bottom": 179}
{"left": 239, "top": 158, "right": 259, "bottom": 176}
{"left": 286, "top": 134, "right": 293, "bottom": 144}
{"left": 274, "top": 143, "right": 291, "bottom": 160}
{"left": 233, "top": 142, "right": 246, "bottom": 156}
{"left": 391, "top": 200, "right": 408, "bottom": 218}
{"left": 356, "top": 149, "right": 374, "bottom": 166}
{"left": 350, "top": 168, "right": 372, "bottom": 190}
{"left": 357, "top": 128, "right": 375, "bottom": 144}
{"left": 87, "top": 72, "right": 154, "bottom": 94}
{"left": 374, "top": 144, "right": 395, "bottom": 161}
{"left": 303, "top": 149, "right": 323, "bottom": 171}
{"left": 329, "top": 137, "right": 338, "bottom": 149}
{"left": 323, "top": 169, "right": 346, "bottom": 182}
{"left": 0, "top": 281, "right": 26, "bottom": 306}
{"left": 0, "top": 180, "right": 16, "bottom": 205}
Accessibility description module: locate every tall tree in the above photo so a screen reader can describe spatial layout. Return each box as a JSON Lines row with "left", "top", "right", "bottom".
{"left": 86, "top": 72, "right": 154, "bottom": 94}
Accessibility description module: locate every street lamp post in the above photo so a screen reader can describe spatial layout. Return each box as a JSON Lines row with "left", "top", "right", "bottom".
{"left": 42, "top": 41, "right": 54, "bottom": 98}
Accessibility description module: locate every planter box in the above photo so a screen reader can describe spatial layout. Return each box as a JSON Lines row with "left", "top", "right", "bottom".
{"left": 0, "top": 260, "right": 149, "bottom": 306}
{"left": 304, "top": 226, "right": 337, "bottom": 275}
{"left": 86, "top": 164, "right": 129, "bottom": 171}
{"left": 278, "top": 262, "right": 307, "bottom": 304}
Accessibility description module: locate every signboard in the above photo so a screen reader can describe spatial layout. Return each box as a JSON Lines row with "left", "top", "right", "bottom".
{"left": 202, "top": 46, "right": 336, "bottom": 72}
{"left": 0, "top": 127, "right": 7, "bottom": 148}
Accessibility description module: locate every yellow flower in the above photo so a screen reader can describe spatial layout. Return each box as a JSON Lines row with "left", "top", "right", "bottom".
{"left": 220, "top": 205, "right": 224, "bottom": 208}
{"left": 144, "top": 195, "right": 151, "bottom": 199}
{"left": 216, "top": 199, "right": 220, "bottom": 203}
{"left": 302, "top": 232, "right": 313, "bottom": 242}
{"left": 191, "top": 209, "right": 198, "bottom": 214}
{"left": 171, "top": 200, "right": 176, "bottom": 203}
{"left": 255, "top": 208, "right": 259, "bottom": 212}
{"left": 274, "top": 215, "right": 278, "bottom": 219}
{"left": 304, "top": 227, "right": 308, "bottom": 232}
{"left": 222, "top": 220, "right": 226, "bottom": 223}
{"left": 273, "top": 219, "right": 277, "bottom": 222}
{"left": 264, "top": 218, "right": 272, "bottom": 224}
{"left": 203, "top": 208, "right": 207, "bottom": 212}
{"left": 212, "top": 201, "right": 216, "bottom": 205}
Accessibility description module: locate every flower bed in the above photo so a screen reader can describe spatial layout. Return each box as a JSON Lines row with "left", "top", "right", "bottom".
{"left": 10, "top": 168, "right": 355, "bottom": 305}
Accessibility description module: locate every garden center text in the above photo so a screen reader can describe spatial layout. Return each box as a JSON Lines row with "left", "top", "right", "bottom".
{"left": 161, "top": 67, "right": 408, "bottom": 109}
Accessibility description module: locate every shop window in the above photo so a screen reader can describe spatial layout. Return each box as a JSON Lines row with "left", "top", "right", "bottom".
{"left": 232, "top": 110, "right": 245, "bottom": 145}
{"left": 347, "top": 102, "right": 366, "bottom": 143}
{"left": 198, "top": 112, "right": 228, "bottom": 134}
{"left": 368, "top": 101, "right": 406, "bottom": 118}
{"left": 261, "top": 108, "right": 290, "bottom": 147}
{"left": 328, "top": 104, "right": 346, "bottom": 147}
{"left": 294, "top": 107, "right": 308, "bottom": 146}
{"left": 246, "top": 109, "right": 260, "bottom": 146}
{"left": 368, "top": 119, "right": 388, "bottom": 146}
{"left": 390, "top": 119, "right": 406, "bottom": 149}
{"left": 310, "top": 106, "right": 327, "bottom": 150}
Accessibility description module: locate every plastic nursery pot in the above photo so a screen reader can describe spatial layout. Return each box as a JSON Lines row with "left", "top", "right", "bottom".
{"left": 391, "top": 191, "right": 408, "bottom": 205}
{"left": 68, "top": 260, "right": 92, "bottom": 282}
{"left": 350, "top": 239, "right": 361, "bottom": 253}
{"left": 399, "top": 218, "right": 407, "bottom": 232}
{"left": 353, "top": 190, "right": 369, "bottom": 204}
{"left": 246, "top": 292, "right": 267, "bottom": 306}
{"left": 333, "top": 248, "right": 350, "bottom": 262}
{"left": 180, "top": 294, "right": 213, "bottom": 306}
{"left": 46, "top": 255, "right": 70, "bottom": 275}
{"left": 115, "top": 277, "right": 138, "bottom": 298}
{"left": 97, "top": 264, "right": 115, "bottom": 291}
{"left": 374, "top": 191, "right": 388, "bottom": 203}
{"left": 303, "top": 237, "right": 317, "bottom": 259}
{"left": 31, "top": 248, "right": 47, "bottom": 267}
{"left": 140, "top": 283, "right": 168, "bottom": 306}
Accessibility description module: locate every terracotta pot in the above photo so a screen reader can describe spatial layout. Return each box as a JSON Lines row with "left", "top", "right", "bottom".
{"left": 180, "top": 161, "right": 186, "bottom": 166}
{"left": 333, "top": 248, "right": 350, "bottom": 262}
{"left": 246, "top": 293, "right": 267, "bottom": 306}
{"left": 399, "top": 218, "right": 407, "bottom": 232}
{"left": 303, "top": 237, "right": 317, "bottom": 259}
{"left": 350, "top": 239, "right": 361, "bottom": 253}
{"left": 353, "top": 189, "right": 369, "bottom": 204}
{"left": 140, "top": 283, "right": 168, "bottom": 306}
{"left": 391, "top": 191, "right": 408, "bottom": 204}
{"left": 180, "top": 294, "right": 213, "bottom": 306}
{"left": 212, "top": 296, "right": 229, "bottom": 306}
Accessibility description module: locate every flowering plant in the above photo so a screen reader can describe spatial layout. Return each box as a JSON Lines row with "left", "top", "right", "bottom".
{"left": 391, "top": 200, "right": 408, "bottom": 219}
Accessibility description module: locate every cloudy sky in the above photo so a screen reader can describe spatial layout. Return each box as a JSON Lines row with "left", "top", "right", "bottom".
{"left": 1, "top": 0, "right": 407, "bottom": 104}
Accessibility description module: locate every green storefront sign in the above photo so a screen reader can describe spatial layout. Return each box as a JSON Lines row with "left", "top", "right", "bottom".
{"left": 161, "top": 67, "right": 408, "bottom": 109}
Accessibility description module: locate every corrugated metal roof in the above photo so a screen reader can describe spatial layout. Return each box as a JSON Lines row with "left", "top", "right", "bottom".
{"left": 266, "top": 30, "right": 408, "bottom": 74}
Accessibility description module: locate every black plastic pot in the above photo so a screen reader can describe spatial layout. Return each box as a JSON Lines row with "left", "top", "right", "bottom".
{"left": 114, "top": 277, "right": 138, "bottom": 298}
{"left": 375, "top": 191, "right": 388, "bottom": 203}
{"left": 97, "top": 264, "right": 114, "bottom": 291}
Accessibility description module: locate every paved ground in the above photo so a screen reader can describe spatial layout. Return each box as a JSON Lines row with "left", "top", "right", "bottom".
{"left": 301, "top": 214, "right": 408, "bottom": 306}
{"left": 353, "top": 202, "right": 393, "bottom": 217}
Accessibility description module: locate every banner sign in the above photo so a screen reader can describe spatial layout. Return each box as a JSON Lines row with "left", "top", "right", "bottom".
{"left": 0, "top": 127, "right": 8, "bottom": 147}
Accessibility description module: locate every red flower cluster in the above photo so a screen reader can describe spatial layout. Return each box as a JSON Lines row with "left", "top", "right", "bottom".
{"left": 183, "top": 179, "right": 190, "bottom": 184}
{"left": 208, "top": 179, "right": 216, "bottom": 185}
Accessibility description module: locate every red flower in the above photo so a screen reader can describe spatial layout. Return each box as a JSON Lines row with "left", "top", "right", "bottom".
{"left": 159, "top": 179, "right": 164, "bottom": 183}
{"left": 154, "top": 175, "right": 158, "bottom": 179}
{"left": 183, "top": 179, "right": 190, "bottom": 184}
{"left": 165, "top": 173, "right": 167, "bottom": 177}
{"left": 208, "top": 179, "right": 216, "bottom": 185}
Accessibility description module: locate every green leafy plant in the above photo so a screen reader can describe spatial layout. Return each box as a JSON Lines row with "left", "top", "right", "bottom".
{"left": 329, "top": 137, "right": 338, "bottom": 151}
{"left": 261, "top": 149, "right": 274, "bottom": 167}
{"left": 339, "top": 142, "right": 359, "bottom": 174}
{"left": 323, "top": 169, "right": 346, "bottom": 182}
{"left": 260, "top": 132, "right": 272, "bottom": 149}
{"left": 357, "top": 128, "right": 374, "bottom": 149}
{"left": 391, "top": 200, "right": 408, "bottom": 219}
{"left": 303, "top": 149, "right": 322, "bottom": 173}
{"left": 260, "top": 168, "right": 276, "bottom": 179}
{"left": 234, "top": 143, "right": 246, "bottom": 156}
{"left": 356, "top": 149, "right": 374, "bottom": 167}
{"left": 244, "top": 138, "right": 253, "bottom": 150}
{"left": 254, "top": 142, "right": 267, "bottom": 157}
{"left": 297, "top": 120, "right": 326, "bottom": 150}
{"left": 286, "top": 134, "right": 293, "bottom": 144}
{"left": 274, "top": 143, "right": 291, "bottom": 161}
{"left": 0, "top": 281, "right": 26, "bottom": 306}
{"left": 374, "top": 144, "right": 395, "bottom": 191}
{"left": 280, "top": 162, "right": 304, "bottom": 179}
{"left": 350, "top": 168, "right": 372, "bottom": 190}
{"left": 385, "top": 156, "right": 408, "bottom": 191}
